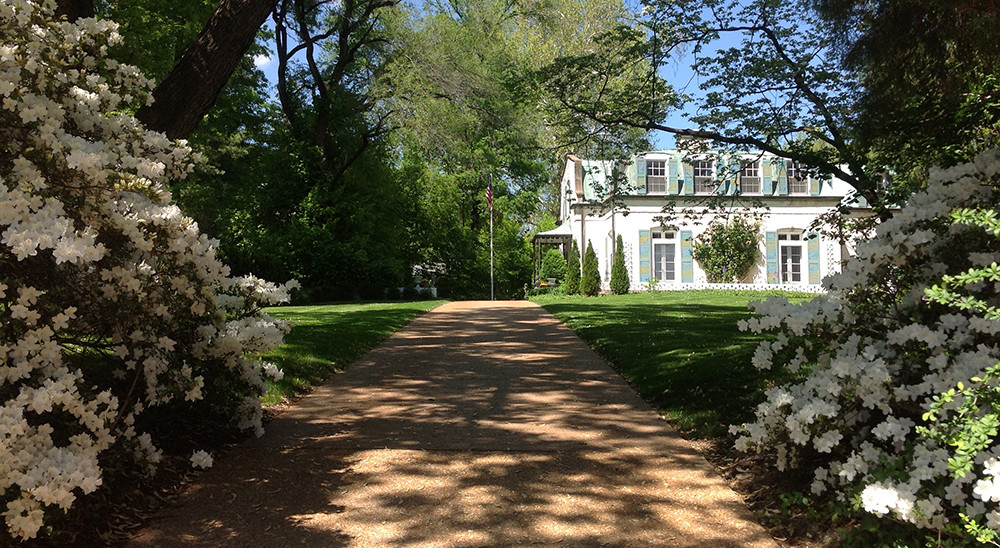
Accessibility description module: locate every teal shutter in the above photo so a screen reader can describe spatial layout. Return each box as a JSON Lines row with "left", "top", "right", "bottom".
{"left": 762, "top": 161, "right": 773, "bottom": 194}
{"left": 680, "top": 230, "right": 693, "bottom": 283}
{"left": 776, "top": 159, "right": 788, "bottom": 195}
{"left": 728, "top": 158, "right": 739, "bottom": 195}
{"left": 765, "top": 232, "right": 779, "bottom": 284}
{"left": 639, "top": 230, "right": 651, "bottom": 282}
{"left": 808, "top": 234, "right": 821, "bottom": 284}
{"left": 682, "top": 162, "right": 693, "bottom": 195}
{"left": 636, "top": 157, "right": 647, "bottom": 195}
{"left": 668, "top": 156, "right": 679, "bottom": 195}
{"left": 809, "top": 174, "right": 822, "bottom": 196}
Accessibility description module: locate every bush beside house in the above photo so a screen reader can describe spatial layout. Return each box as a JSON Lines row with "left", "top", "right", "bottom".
{"left": 540, "top": 248, "right": 567, "bottom": 283}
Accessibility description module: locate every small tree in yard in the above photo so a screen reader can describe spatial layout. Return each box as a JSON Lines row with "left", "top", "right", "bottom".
{"left": 691, "top": 217, "right": 761, "bottom": 283}
{"left": 563, "top": 241, "right": 581, "bottom": 294}
{"left": 540, "top": 248, "right": 566, "bottom": 282}
{"left": 610, "top": 235, "right": 629, "bottom": 294}
{"left": 580, "top": 241, "right": 601, "bottom": 296}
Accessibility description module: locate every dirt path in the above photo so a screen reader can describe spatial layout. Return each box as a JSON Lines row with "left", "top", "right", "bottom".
{"left": 129, "top": 300, "right": 777, "bottom": 547}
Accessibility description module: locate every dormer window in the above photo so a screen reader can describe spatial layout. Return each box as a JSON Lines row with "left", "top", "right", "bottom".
{"left": 647, "top": 160, "right": 667, "bottom": 194}
{"left": 693, "top": 160, "right": 714, "bottom": 194}
{"left": 740, "top": 160, "right": 761, "bottom": 194}
{"left": 788, "top": 161, "right": 809, "bottom": 194}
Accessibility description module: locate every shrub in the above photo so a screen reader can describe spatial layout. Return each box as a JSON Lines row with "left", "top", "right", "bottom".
{"left": 691, "top": 216, "right": 760, "bottom": 283}
{"left": 563, "top": 241, "right": 581, "bottom": 294}
{"left": 540, "top": 248, "right": 566, "bottom": 281}
{"left": 0, "top": 2, "right": 294, "bottom": 540}
{"left": 580, "top": 240, "right": 600, "bottom": 296}
{"left": 732, "top": 150, "right": 1000, "bottom": 544}
{"left": 645, "top": 277, "right": 660, "bottom": 292}
{"left": 610, "top": 234, "right": 629, "bottom": 294}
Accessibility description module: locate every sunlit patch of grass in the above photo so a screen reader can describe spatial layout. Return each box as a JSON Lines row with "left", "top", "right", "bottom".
{"left": 532, "top": 290, "right": 815, "bottom": 438}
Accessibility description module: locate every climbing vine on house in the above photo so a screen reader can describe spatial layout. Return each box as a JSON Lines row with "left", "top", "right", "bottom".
{"left": 691, "top": 217, "right": 761, "bottom": 283}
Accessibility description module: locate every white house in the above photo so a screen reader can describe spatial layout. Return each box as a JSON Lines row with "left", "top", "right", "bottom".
{"left": 537, "top": 150, "right": 866, "bottom": 292}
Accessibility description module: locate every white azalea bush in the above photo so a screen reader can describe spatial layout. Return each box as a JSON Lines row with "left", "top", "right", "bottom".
{"left": 733, "top": 150, "right": 1000, "bottom": 543}
{"left": 0, "top": 0, "right": 296, "bottom": 540}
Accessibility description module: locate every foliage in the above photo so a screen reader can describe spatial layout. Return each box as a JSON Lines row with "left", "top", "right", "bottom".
{"left": 540, "top": 248, "right": 567, "bottom": 282}
{"left": 0, "top": 2, "right": 295, "bottom": 540}
{"left": 580, "top": 241, "right": 601, "bottom": 296}
{"left": 381, "top": 0, "right": 634, "bottom": 298}
{"left": 563, "top": 240, "right": 581, "bottom": 295}
{"left": 531, "top": 290, "right": 815, "bottom": 437}
{"left": 541, "top": 0, "right": 885, "bottom": 206}
{"left": 97, "top": 0, "right": 219, "bottom": 84}
{"left": 691, "top": 217, "right": 761, "bottom": 283}
{"left": 645, "top": 277, "right": 659, "bottom": 292}
{"left": 732, "top": 151, "right": 1000, "bottom": 543}
{"left": 610, "top": 235, "right": 629, "bottom": 294}
{"left": 815, "top": 0, "right": 1000, "bottom": 190}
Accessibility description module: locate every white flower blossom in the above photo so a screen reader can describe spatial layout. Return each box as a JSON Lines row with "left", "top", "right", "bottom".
{"left": 0, "top": 1, "right": 293, "bottom": 539}
{"left": 730, "top": 149, "right": 1000, "bottom": 536}
{"left": 190, "top": 450, "right": 213, "bottom": 470}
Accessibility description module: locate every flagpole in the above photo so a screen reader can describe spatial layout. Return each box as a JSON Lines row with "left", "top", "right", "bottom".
{"left": 489, "top": 173, "right": 495, "bottom": 301}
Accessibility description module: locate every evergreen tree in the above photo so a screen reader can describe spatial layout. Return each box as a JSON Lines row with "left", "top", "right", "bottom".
{"left": 610, "top": 235, "right": 629, "bottom": 294}
{"left": 563, "top": 241, "right": 581, "bottom": 294}
{"left": 580, "top": 241, "right": 601, "bottom": 296}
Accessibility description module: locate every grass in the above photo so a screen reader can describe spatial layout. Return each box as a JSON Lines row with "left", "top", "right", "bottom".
{"left": 531, "top": 290, "right": 815, "bottom": 438}
{"left": 261, "top": 299, "right": 446, "bottom": 405}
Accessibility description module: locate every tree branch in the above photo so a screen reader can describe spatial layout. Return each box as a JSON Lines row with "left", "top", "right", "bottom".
{"left": 136, "top": 0, "right": 279, "bottom": 139}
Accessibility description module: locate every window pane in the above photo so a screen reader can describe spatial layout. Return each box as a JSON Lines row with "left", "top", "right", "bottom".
{"left": 665, "top": 244, "right": 676, "bottom": 281}
{"left": 647, "top": 160, "right": 666, "bottom": 177}
{"left": 694, "top": 160, "right": 713, "bottom": 178}
{"left": 653, "top": 243, "right": 676, "bottom": 281}
{"left": 780, "top": 245, "right": 802, "bottom": 283}
{"left": 741, "top": 176, "right": 760, "bottom": 194}
{"left": 788, "top": 161, "right": 808, "bottom": 194}
{"left": 694, "top": 160, "right": 714, "bottom": 194}
{"left": 647, "top": 160, "right": 667, "bottom": 194}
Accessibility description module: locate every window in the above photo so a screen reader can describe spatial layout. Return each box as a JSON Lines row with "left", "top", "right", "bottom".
{"left": 740, "top": 160, "right": 760, "bottom": 194}
{"left": 651, "top": 230, "right": 676, "bottom": 282}
{"left": 788, "top": 161, "right": 809, "bottom": 194}
{"left": 778, "top": 231, "right": 804, "bottom": 283}
{"left": 647, "top": 160, "right": 667, "bottom": 194}
{"left": 693, "top": 160, "right": 714, "bottom": 194}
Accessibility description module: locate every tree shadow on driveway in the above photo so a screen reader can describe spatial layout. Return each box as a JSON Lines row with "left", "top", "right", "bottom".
{"left": 129, "top": 301, "right": 776, "bottom": 547}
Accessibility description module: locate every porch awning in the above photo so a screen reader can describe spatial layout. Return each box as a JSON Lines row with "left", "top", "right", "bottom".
{"left": 531, "top": 223, "right": 574, "bottom": 244}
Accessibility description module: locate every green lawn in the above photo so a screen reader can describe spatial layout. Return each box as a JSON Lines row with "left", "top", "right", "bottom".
{"left": 261, "top": 300, "right": 446, "bottom": 405}
{"left": 531, "top": 290, "right": 815, "bottom": 438}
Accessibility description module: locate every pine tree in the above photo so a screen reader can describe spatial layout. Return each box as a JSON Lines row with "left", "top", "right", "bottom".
{"left": 563, "top": 241, "right": 581, "bottom": 294}
{"left": 610, "top": 234, "right": 629, "bottom": 294}
{"left": 580, "top": 240, "right": 601, "bottom": 296}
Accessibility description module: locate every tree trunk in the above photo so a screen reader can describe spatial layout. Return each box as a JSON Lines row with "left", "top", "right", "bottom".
{"left": 55, "top": 0, "right": 94, "bottom": 21}
{"left": 136, "top": 0, "right": 278, "bottom": 139}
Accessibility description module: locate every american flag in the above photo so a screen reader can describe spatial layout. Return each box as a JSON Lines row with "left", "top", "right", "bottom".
{"left": 485, "top": 179, "right": 493, "bottom": 211}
